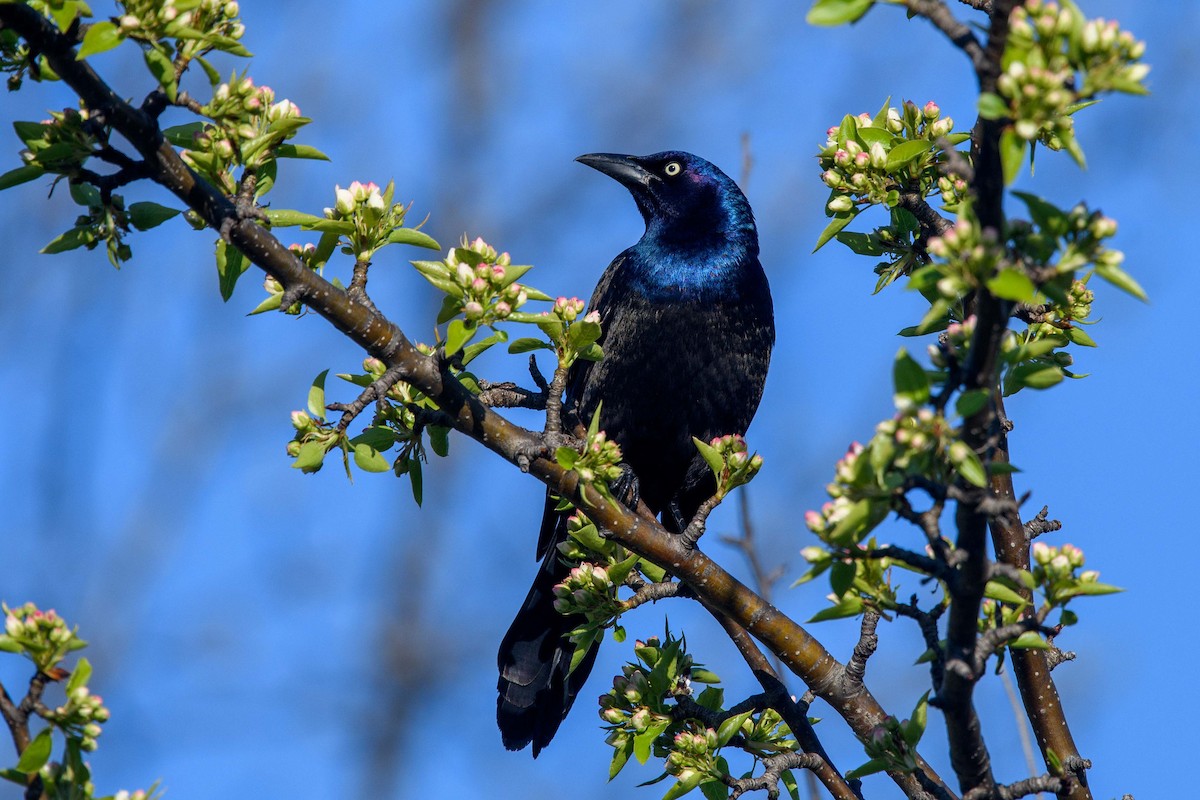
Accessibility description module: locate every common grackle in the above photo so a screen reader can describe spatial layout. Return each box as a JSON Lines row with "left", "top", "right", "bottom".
{"left": 497, "top": 151, "right": 775, "bottom": 756}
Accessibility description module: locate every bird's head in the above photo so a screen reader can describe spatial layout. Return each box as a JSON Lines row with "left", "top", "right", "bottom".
{"left": 576, "top": 151, "right": 756, "bottom": 252}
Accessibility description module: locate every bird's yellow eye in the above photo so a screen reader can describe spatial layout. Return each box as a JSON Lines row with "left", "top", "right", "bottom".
{"left": 664, "top": 161, "right": 682, "bottom": 177}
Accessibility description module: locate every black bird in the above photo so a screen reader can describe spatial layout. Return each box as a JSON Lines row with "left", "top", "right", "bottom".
{"left": 497, "top": 151, "right": 775, "bottom": 755}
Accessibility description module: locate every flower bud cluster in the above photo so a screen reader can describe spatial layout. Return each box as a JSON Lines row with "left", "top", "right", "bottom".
{"left": 46, "top": 684, "right": 111, "bottom": 751}
{"left": 859, "top": 715, "right": 920, "bottom": 774}
{"left": 926, "top": 217, "right": 1002, "bottom": 282}
{"left": 552, "top": 563, "right": 619, "bottom": 618}
{"left": 415, "top": 235, "right": 532, "bottom": 326}
{"left": 182, "top": 76, "right": 306, "bottom": 187}
{"left": 817, "top": 101, "right": 958, "bottom": 213}
{"left": 665, "top": 726, "right": 721, "bottom": 783}
{"left": 324, "top": 180, "right": 420, "bottom": 263}
{"left": 571, "top": 429, "right": 625, "bottom": 489}
{"left": 1030, "top": 541, "right": 1114, "bottom": 606}
{"left": 16, "top": 107, "right": 95, "bottom": 173}
{"left": 998, "top": 1, "right": 1147, "bottom": 158}
{"left": 600, "top": 635, "right": 706, "bottom": 761}
{"left": 1, "top": 603, "right": 87, "bottom": 672}
{"left": 805, "top": 406, "right": 983, "bottom": 545}
{"left": 997, "top": 60, "right": 1075, "bottom": 144}
{"left": 699, "top": 433, "right": 764, "bottom": 499}
{"left": 119, "top": 0, "right": 244, "bottom": 43}
{"left": 928, "top": 315, "right": 976, "bottom": 370}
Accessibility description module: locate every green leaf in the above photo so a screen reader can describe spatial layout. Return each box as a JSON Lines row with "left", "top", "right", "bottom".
{"left": 143, "top": 46, "right": 177, "bottom": 100}
{"left": 886, "top": 139, "right": 933, "bottom": 171}
{"left": 829, "top": 560, "right": 855, "bottom": 598}
{"left": 291, "top": 441, "right": 326, "bottom": 470}
{"left": 66, "top": 657, "right": 92, "bottom": 695}
{"left": 609, "top": 735, "right": 635, "bottom": 780}
{"left": 846, "top": 757, "right": 890, "bottom": 780}
{"left": 977, "top": 92, "right": 1009, "bottom": 120}
{"left": 1064, "top": 326, "right": 1097, "bottom": 347}
{"left": 0, "top": 637, "right": 20, "bottom": 653}
{"left": 955, "top": 388, "right": 990, "bottom": 418}
{"left": 275, "top": 143, "right": 330, "bottom": 161}
{"left": 308, "top": 369, "right": 329, "bottom": 420}
{"left": 386, "top": 227, "right": 440, "bottom": 250}
{"left": 689, "top": 668, "right": 720, "bottom": 684}
{"left": 215, "top": 239, "right": 249, "bottom": 301}
{"left": 508, "top": 337, "right": 552, "bottom": 354}
{"left": 248, "top": 293, "right": 284, "bottom": 315}
{"left": 856, "top": 127, "right": 895, "bottom": 148}
{"left": 1095, "top": 260, "right": 1147, "bottom": 302}
{"left": 693, "top": 437, "right": 725, "bottom": 478}
{"left": 809, "top": 595, "right": 864, "bottom": 622}
{"left": 1006, "top": 363, "right": 1063, "bottom": 393}
{"left": 353, "top": 443, "right": 391, "bottom": 472}
{"left": 781, "top": 770, "right": 801, "bottom": 800}
{"left": 69, "top": 180, "right": 100, "bottom": 207}
{"left": 0, "top": 164, "right": 46, "bottom": 191}
{"left": 41, "top": 226, "right": 92, "bottom": 254}
{"left": 806, "top": 0, "right": 874, "bottom": 26}
{"left": 827, "top": 498, "right": 876, "bottom": 546}
{"left": 77, "top": 21, "right": 123, "bottom": 59}
{"left": 128, "top": 201, "right": 181, "bottom": 231}
{"left": 265, "top": 208, "right": 324, "bottom": 227}
{"left": 813, "top": 208, "right": 859, "bottom": 252}
{"left": 956, "top": 448, "right": 988, "bottom": 488}
{"left": 428, "top": 425, "right": 450, "bottom": 458}
{"left": 700, "top": 780, "right": 728, "bottom": 800}
{"left": 999, "top": 129, "right": 1026, "bottom": 185}
{"left": 902, "top": 692, "right": 929, "bottom": 746}
{"left": 1009, "top": 632, "right": 1050, "bottom": 649}
{"left": 444, "top": 318, "right": 474, "bottom": 356}
{"left": 662, "top": 771, "right": 705, "bottom": 800}
{"left": 16, "top": 728, "right": 53, "bottom": 774}
{"left": 987, "top": 268, "right": 1036, "bottom": 302}
{"left": 716, "top": 710, "right": 753, "bottom": 747}
{"left": 892, "top": 348, "right": 930, "bottom": 408}
{"left": 985, "top": 579, "right": 1029, "bottom": 608}
{"left": 1011, "top": 191, "right": 1068, "bottom": 236}
{"left": 408, "top": 455, "right": 424, "bottom": 505}
{"left": 300, "top": 218, "right": 355, "bottom": 235}
{"left": 163, "top": 121, "right": 206, "bottom": 147}
{"left": 350, "top": 426, "right": 396, "bottom": 452}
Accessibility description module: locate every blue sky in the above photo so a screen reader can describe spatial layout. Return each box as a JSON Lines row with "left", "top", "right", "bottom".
{"left": 0, "top": 1, "right": 1192, "bottom": 798}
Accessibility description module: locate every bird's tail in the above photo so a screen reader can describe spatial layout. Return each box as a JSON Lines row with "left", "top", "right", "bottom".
{"left": 496, "top": 509, "right": 599, "bottom": 757}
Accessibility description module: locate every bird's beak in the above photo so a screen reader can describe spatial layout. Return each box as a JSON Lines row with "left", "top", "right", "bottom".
{"left": 575, "top": 153, "right": 655, "bottom": 190}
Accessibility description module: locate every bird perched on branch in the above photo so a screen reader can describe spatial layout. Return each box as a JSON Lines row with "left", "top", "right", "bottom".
{"left": 497, "top": 150, "right": 775, "bottom": 756}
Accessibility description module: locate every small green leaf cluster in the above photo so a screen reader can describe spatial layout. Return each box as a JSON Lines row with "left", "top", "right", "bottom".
{"left": 847, "top": 695, "right": 928, "bottom": 779}
{"left": 914, "top": 194, "right": 1137, "bottom": 395}
{"left": 79, "top": 0, "right": 249, "bottom": 100}
{"left": 285, "top": 363, "right": 449, "bottom": 503}
{"left": 552, "top": 563, "right": 622, "bottom": 628}
{"left": 601, "top": 634, "right": 795, "bottom": 800}
{"left": 175, "top": 75, "right": 314, "bottom": 195}
{"left": 692, "top": 434, "right": 763, "bottom": 501}
{"left": 815, "top": 99, "right": 968, "bottom": 251}
{"left": 980, "top": 0, "right": 1148, "bottom": 181}
{"left": 508, "top": 295, "right": 604, "bottom": 373}
{"left": 551, "top": 511, "right": 669, "bottom": 667}
{"left": 0, "top": 111, "right": 182, "bottom": 267}
{"left": 412, "top": 235, "right": 547, "bottom": 358}
{"left": 557, "top": 408, "right": 625, "bottom": 505}
{"left": 795, "top": 540, "right": 899, "bottom": 623}
{"left": 804, "top": 350, "right": 987, "bottom": 538}
{"left": 1030, "top": 541, "right": 1120, "bottom": 609}
{"left": 0, "top": 603, "right": 157, "bottom": 800}
{"left": 1, "top": 603, "right": 87, "bottom": 674}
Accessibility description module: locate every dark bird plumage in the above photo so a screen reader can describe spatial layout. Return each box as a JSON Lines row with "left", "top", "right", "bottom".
{"left": 497, "top": 151, "right": 775, "bottom": 756}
